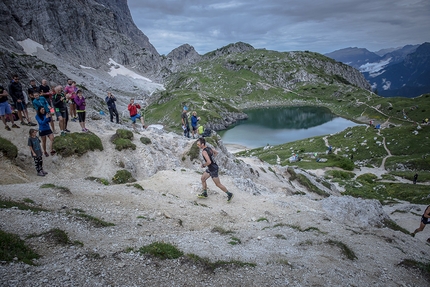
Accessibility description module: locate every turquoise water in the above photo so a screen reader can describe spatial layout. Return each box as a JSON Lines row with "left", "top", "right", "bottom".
{"left": 218, "top": 106, "right": 359, "bottom": 149}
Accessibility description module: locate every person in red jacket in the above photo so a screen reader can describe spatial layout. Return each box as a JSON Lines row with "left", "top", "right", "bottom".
{"left": 127, "top": 98, "right": 145, "bottom": 131}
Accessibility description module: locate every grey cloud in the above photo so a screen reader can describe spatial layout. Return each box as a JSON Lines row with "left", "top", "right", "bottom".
{"left": 128, "top": 0, "right": 430, "bottom": 55}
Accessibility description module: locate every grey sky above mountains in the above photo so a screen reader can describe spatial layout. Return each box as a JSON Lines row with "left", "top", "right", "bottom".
{"left": 128, "top": 0, "right": 429, "bottom": 55}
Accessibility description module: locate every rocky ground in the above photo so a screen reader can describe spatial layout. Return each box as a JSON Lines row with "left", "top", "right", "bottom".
{"left": 1, "top": 111, "right": 430, "bottom": 287}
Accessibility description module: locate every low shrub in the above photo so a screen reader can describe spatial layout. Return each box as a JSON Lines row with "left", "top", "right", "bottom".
{"left": 111, "top": 129, "right": 136, "bottom": 151}
{"left": 112, "top": 169, "right": 136, "bottom": 184}
{"left": 140, "top": 136, "right": 152, "bottom": 145}
{"left": 0, "top": 136, "right": 18, "bottom": 159}
{"left": 53, "top": 132, "right": 103, "bottom": 157}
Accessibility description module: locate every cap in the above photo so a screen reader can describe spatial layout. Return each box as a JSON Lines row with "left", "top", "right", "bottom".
{"left": 183, "top": 106, "right": 188, "bottom": 111}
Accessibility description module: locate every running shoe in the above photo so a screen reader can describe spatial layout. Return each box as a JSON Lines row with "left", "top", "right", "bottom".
{"left": 64, "top": 129, "right": 71, "bottom": 133}
{"left": 227, "top": 192, "right": 234, "bottom": 202}
{"left": 5, "top": 125, "right": 11, "bottom": 131}
{"left": 197, "top": 192, "right": 208, "bottom": 198}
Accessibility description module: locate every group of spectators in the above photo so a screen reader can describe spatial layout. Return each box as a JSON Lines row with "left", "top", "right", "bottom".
{"left": 0, "top": 75, "right": 89, "bottom": 176}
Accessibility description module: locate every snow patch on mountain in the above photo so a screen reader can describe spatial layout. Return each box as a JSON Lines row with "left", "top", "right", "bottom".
{"left": 16, "top": 38, "right": 44, "bottom": 55}
{"left": 108, "top": 58, "right": 152, "bottom": 82}
{"left": 359, "top": 58, "right": 392, "bottom": 77}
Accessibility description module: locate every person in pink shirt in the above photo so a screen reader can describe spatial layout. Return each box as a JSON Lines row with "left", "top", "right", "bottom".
{"left": 73, "top": 89, "right": 88, "bottom": 132}
{"left": 64, "top": 79, "right": 77, "bottom": 121}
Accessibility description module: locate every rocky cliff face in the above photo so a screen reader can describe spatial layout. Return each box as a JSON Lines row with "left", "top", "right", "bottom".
{"left": 0, "top": 0, "right": 161, "bottom": 77}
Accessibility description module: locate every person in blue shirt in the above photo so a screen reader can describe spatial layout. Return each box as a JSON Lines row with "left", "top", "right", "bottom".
{"left": 35, "top": 106, "right": 55, "bottom": 157}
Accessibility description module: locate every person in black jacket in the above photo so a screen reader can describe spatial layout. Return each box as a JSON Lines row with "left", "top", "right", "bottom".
{"left": 8, "top": 75, "right": 36, "bottom": 126}
{"left": 52, "top": 85, "right": 69, "bottom": 135}
{"left": 105, "top": 92, "right": 119, "bottom": 124}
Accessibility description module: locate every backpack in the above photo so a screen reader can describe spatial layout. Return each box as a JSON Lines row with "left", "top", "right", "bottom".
{"left": 202, "top": 128, "right": 212, "bottom": 137}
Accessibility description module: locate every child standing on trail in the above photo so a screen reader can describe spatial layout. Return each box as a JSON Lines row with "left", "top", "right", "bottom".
{"left": 28, "top": 128, "right": 47, "bottom": 176}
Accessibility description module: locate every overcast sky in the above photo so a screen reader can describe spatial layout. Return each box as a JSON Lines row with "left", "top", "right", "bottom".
{"left": 128, "top": 0, "right": 429, "bottom": 56}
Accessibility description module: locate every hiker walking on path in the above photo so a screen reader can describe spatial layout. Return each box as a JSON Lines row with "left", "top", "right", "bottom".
{"left": 413, "top": 173, "right": 418, "bottom": 184}
{"left": 411, "top": 205, "right": 430, "bottom": 243}
{"left": 196, "top": 137, "right": 233, "bottom": 202}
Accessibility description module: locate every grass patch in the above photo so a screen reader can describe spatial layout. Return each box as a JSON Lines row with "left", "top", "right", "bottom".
{"left": 228, "top": 237, "right": 241, "bottom": 245}
{"left": 0, "top": 136, "right": 18, "bottom": 159}
{"left": 127, "top": 183, "right": 144, "bottom": 190}
{"left": 326, "top": 240, "right": 357, "bottom": 260}
{"left": 296, "top": 174, "right": 330, "bottom": 197}
{"left": 325, "top": 170, "right": 355, "bottom": 180}
{"left": 382, "top": 218, "right": 410, "bottom": 235}
{"left": 27, "top": 228, "right": 75, "bottom": 246}
{"left": 0, "top": 229, "right": 40, "bottom": 265}
{"left": 398, "top": 259, "right": 430, "bottom": 279}
{"left": 70, "top": 209, "right": 115, "bottom": 227}
{"left": 111, "top": 129, "right": 136, "bottom": 151}
{"left": 186, "top": 253, "right": 256, "bottom": 272}
{"left": 40, "top": 183, "right": 71, "bottom": 194}
{"left": 85, "top": 176, "right": 109, "bottom": 185}
{"left": 112, "top": 169, "right": 136, "bottom": 184}
{"left": 211, "top": 226, "right": 234, "bottom": 235}
{"left": 0, "top": 197, "right": 48, "bottom": 213}
{"left": 140, "top": 136, "right": 152, "bottom": 145}
{"left": 137, "top": 242, "right": 183, "bottom": 260}
{"left": 256, "top": 217, "right": 269, "bottom": 222}
{"left": 53, "top": 132, "right": 103, "bottom": 157}
{"left": 187, "top": 141, "right": 200, "bottom": 161}
{"left": 343, "top": 181, "right": 430, "bottom": 205}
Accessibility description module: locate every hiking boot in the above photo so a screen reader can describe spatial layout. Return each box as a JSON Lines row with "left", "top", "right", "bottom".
{"left": 197, "top": 191, "right": 208, "bottom": 198}
{"left": 12, "top": 124, "right": 20, "bottom": 128}
{"left": 227, "top": 192, "right": 234, "bottom": 202}
{"left": 5, "top": 125, "right": 11, "bottom": 131}
{"left": 42, "top": 170, "right": 48, "bottom": 175}
{"left": 37, "top": 171, "right": 45, "bottom": 176}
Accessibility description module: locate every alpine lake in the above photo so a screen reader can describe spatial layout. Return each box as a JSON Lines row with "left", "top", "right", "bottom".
{"left": 218, "top": 106, "right": 360, "bottom": 150}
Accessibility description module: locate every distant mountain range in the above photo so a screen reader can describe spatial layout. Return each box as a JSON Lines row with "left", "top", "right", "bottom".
{"left": 325, "top": 43, "right": 430, "bottom": 98}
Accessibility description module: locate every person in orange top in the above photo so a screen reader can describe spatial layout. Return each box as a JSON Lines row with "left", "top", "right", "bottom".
{"left": 127, "top": 98, "right": 145, "bottom": 131}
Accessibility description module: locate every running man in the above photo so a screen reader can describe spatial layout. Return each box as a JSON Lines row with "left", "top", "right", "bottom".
{"left": 196, "top": 137, "right": 233, "bottom": 202}
{"left": 411, "top": 205, "right": 430, "bottom": 243}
